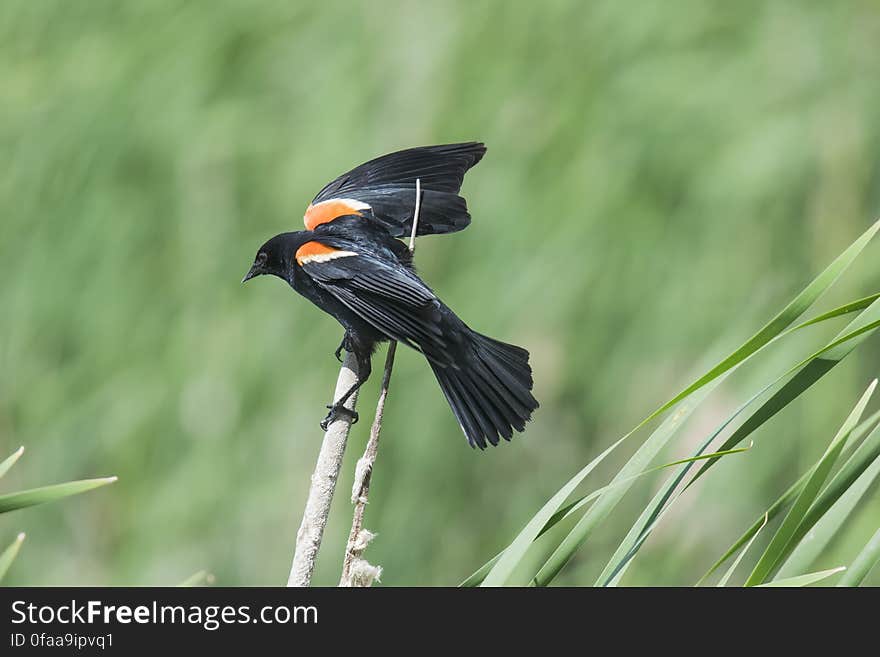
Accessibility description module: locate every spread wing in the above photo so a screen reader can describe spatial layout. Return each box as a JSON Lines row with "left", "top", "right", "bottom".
{"left": 295, "top": 240, "right": 454, "bottom": 365}
{"left": 304, "top": 142, "right": 486, "bottom": 237}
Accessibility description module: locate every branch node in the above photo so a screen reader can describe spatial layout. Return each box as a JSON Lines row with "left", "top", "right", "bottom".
{"left": 353, "top": 528, "right": 377, "bottom": 552}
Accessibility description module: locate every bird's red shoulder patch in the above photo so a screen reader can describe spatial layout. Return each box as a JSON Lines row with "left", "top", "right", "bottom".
{"left": 295, "top": 241, "right": 358, "bottom": 266}
{"left": 303, "top": 198, "right": 371, "bottom": 231}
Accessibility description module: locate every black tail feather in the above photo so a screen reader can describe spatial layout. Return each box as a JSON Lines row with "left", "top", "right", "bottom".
{"left": 431, "top": 330, "right": 539, "bottom": 449}
{"left": 449, "top": 369, "right": 507, "bottom": 447}
{"left": 435, "top": 369, "right": 484, "bottom": 446}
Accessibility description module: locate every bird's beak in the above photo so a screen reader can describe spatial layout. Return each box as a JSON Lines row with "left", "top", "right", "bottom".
{"left": 241, "top": 264, "right": 261, "bottom": 284}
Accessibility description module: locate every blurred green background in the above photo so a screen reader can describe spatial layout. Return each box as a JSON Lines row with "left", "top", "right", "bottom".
{"left": 2, "top": 0, "right": 879, "bottom": 586}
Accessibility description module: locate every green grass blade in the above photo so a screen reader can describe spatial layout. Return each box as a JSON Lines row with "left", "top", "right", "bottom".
{"left": 461, "top": 554, "right": 501, "bottom": 587}
{"left": 528, "top": 387, "right": 715, "bottom": 587}
{"left": 507, "top": 499, "right": 596, "bottom": 586}
{"left": 479, "top": 435, "right": 628, "bottom": 586}
{"left": 796, "top": 410, "right": 880, "bottom": 531}
{"left": 744, "top": 381, "right": 877, "bottom": 586}
{"left": 178, "top": 570, "right": 215, "bottom": 587}
{"left": 757, "top": 567, "right": 845, "bottom": 587}
{"left": 600, "top": 318, "right": 880, "bottom": 586}
{"left": 574, "top": 312, "right": 879, "bottom": 586}
{"left": 838, "top": 527, "right": 880, "bottom": 586}
{"left": 597, "top": 382, "right": 774, "bottom": 586}
{"left": 691, "top": 298, "right": 880, "bottom": 483}
{"left": 697, "top": 408, "right": 880, "bottom": 584}
{"left": 533, "top": 397, "right": 756, "bottom": 587}
{"left": 790, "top": 293, "right": 880, "bottom": 331}
{"left": 777, "top": 434, "right": 880, "bottom": 579}
{"left": 465, "top": 486, "right": 604, "bottom": 586}
{"left": 0, "top": 477, "right": 118, "bottom": 514}
{"left": 699, "top": 479, "right": 805, "bottom": 586}
{"left": 476, "top": 222, "right": 880, "bottom": 587}
{"left": 573, "top": 250, "right": 880, "bottom": 587}
{"left": 467, "top": 491, "right": 598, "bottom": 586}
{"left": 0, "top": 533, "right": 26, "bottom": 582}
{"left": 601, "top": 488, "right": 694, "bottom": 586}
{"left": 0, "top": 447, "right": 25, "bottom": 480}
{"left": 716, "top": 513, "right": 769, "bottom": 587}
{"left": 636, "top": 219, "right": 880, "bottom": 427}
{"left": 466, "top": 444, "right": 749, "bottom": 586}
{"left": 597, "top": 353, "right": 833, "bottom": 587}
{"left": 663, "top": 444, "right": 753, "bottom": 467}
{"left": 520, "top": 446, "right": 753, "bottom": 587}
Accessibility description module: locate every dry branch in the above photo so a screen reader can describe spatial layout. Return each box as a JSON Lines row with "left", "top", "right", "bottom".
{"left": 288, "top": 351, "right": 361, "bottom": 587}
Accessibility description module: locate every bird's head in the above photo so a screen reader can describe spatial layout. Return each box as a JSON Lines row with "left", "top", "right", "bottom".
{"left": 242, "top": 232, "right": 301, "bottom": 283}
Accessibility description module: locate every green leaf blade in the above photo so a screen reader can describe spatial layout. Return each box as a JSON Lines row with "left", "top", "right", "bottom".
{"left": 744, "top": 381, "right": 877, "bottom": 586}
{"left": 0, "top": 477, "right": 118, "bottom": 514}
{"left": 178, "top": 570, "right": 215, "bottom": 587}
{"left": 757, "top": 567, "right": 845, "bottom": 587}
{"left": 716, "top": 513, "right": 769, "bottom": 587}
{"left": 0, "top": 447, "right": 25, "bottom": 480}
{"left": 838, "top": 527, "right": 880, "bottom": 586}
{"left": 479, "top": 435, "right": 627, "bottom": 586}
{"left": 0, "top": 533, "right": 26, "bottom": 582}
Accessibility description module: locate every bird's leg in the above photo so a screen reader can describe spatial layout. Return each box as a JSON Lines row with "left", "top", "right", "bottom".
{"left": 320, "top": 349, "right": 372, "bottom": 430}
{"left": 334, "top": 331, "right": 351, "bottom": 363}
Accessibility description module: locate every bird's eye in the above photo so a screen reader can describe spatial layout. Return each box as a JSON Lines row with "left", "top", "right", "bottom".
{"left": 256, "top": 252, "right": 268, "bottom": 266}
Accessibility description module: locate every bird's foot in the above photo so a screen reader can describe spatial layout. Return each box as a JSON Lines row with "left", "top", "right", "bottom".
{"left": 320, "top": 403, "right": 359, "bottom": 431}
{"left": 334, "top": 335, "right": 350, "bottom": 363}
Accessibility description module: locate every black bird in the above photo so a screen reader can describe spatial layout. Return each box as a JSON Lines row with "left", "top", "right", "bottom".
{"left": 243, "top": 143, "right": 538, "bottom": 449}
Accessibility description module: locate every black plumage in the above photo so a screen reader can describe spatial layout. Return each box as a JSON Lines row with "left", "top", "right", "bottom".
{"left": 244, "top": 143, "right": 537, "bottom": 449}
{"left": 310, "top": 142, "right": 486, "bottom": 237}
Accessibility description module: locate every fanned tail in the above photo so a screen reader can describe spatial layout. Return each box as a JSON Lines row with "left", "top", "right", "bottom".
{"left": 430, "top": 331, "right": 538, "bottom": 449}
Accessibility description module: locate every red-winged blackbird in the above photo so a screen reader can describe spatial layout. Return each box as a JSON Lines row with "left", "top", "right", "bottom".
{"left": 243, "top": 143, "right": 538, "bottom": 449}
